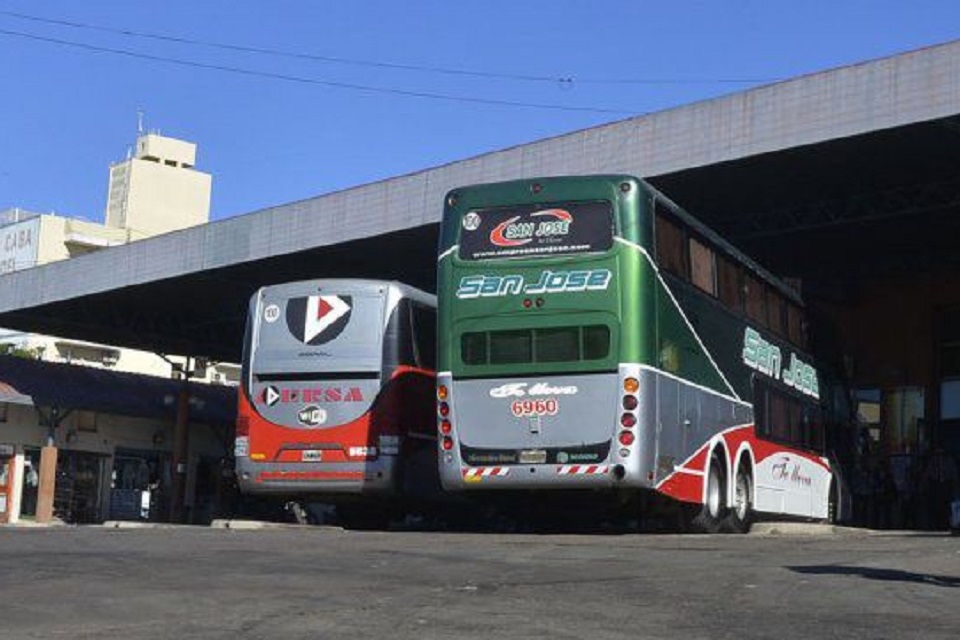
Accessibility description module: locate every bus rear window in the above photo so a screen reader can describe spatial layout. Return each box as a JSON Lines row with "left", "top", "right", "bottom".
{"left": 461, "top": 325, "right": 610, "bottom": 365}
{"left": 458, "top": 201, "right": 613, "bottom": 261}
{"left": 489, "top": 330, "right": 532, "bottom": 364}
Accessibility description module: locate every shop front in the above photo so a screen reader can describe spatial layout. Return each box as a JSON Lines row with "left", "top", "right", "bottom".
{"left": 0, "top": 444, "right": 14, "bottom": 524}
{"left": 110, "top": 448, "right": 172, "bottom": 521}
{"left": 0, "top": 355, "right": 236, "bottom": 525}
{"left": 53, "top": 449, "right": 108, "bottom": 524}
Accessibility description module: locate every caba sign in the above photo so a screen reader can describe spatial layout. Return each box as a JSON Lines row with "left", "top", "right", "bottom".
{"left": 459, "top": 201, "right": 613, "bottom": 260}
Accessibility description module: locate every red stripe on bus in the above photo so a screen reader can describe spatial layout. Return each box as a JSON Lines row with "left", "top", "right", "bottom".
{"left": 257, "top": 471, "right": 364, "bottom": 482}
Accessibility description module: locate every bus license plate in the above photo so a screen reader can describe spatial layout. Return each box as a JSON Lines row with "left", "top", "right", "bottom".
{"left": 519, "top": 450, "right": 547, "bottom": 464}
{"left": 302, "top": 450, "right": 322, "bottom": 462}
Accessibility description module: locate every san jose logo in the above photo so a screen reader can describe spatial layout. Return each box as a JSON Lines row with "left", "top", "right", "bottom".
{"left": 286, "top": 295, "right": 352, "bottom": 345}
{"left": 456, "top": 268, "right": 611, "bottom": 299}
{"left": 489, "top": 209, "right": 573, "bottom": 247}
{"left": 742, "top": 327, "right": 819, "bottom": 399}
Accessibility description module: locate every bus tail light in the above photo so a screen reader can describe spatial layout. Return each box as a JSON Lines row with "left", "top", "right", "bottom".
{"left": 619, "top": 431, "right": 635, "bottom": 446}
{"left": 623, "top": 377, "right": 640, "bottom": 394}
{"left": 440, "top": 420, "right": 452, "bottom": 435}
{"left": 236, "top": 415, "right": 250, "bottom": 437}
{"left": 441, "top": 436, "right": 454, "bottom": 451}
{"left": 620, "top": 412, "right": 637, "bottom": 428}
{"left": 438, "top": 402, "right": 450, "bottom": 418}
{"left": 622, "top": 395, "right": 639, "bottom": 411}
{"left": 437, "top": 385, "right": 448, "bottom": 401}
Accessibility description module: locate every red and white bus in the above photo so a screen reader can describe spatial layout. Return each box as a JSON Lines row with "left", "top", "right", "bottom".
{"left": 235, "top": 279, "right": 438, "bottom": 528}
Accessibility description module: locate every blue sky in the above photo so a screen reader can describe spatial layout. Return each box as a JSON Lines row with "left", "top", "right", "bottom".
{"left": 1, "top": 1, "right": 959, "bottom": 222}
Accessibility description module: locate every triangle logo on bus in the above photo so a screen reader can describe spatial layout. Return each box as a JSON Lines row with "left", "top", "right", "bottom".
{"left": 286, "top": 295, "right": 353, "bottom": 345}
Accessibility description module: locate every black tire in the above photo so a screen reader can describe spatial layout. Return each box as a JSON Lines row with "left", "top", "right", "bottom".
{"left": 690, "top": 451, "right": 727, "bottom": 533}
{"left": 723, "top": 463, "right": 754, "bottom": 534}
{"left": 826, "top": 481, "right": 839, "bottom": 525}
{"left": 337, "top": 504, "right": 393, "bottom": 531}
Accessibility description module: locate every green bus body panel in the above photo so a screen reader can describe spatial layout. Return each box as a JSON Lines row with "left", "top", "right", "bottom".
{"left": 439, "top": 175, "right": 658, "bottom": 377}
{"left": 439, "top": 174, "right": 742, "bottom": 398}
{"left": 437, "top": 175, "right": 837, "bottom": 521}
{"left": 654, "top": 276, "right": 733, "bottom": 396}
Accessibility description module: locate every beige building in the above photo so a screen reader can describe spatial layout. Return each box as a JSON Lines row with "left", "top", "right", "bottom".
{"left": 0, "top": 131, "right": 236, "bottom": 526}
{"left": 105, "top": 133, "right": 211, "bottom": 236}
{"left": 0, "top": 132, "right": 237, "bottom": 383}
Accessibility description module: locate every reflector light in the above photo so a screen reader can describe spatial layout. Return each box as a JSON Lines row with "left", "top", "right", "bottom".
{"left": 235, "top": 416, "right": 250, "bottom": 437}
{"left": 531, "top": 183, "right": 543, "bottom": 193}
{"left": 623, "top": 377, "right": 640, "bottom": 393}
{"left": 621, "top": 412, "right": 637, "bottom": 428}
{"left": 619, "top": 431, "right": 635, "bottom": 446}
{"left": 622, "top": 395, "right": 639, "bottom": 411}
{"left": 440, "top": 420, "right": 452, "bottom": 434}
{"left": 438, "top": 402, "right": 450, "bottom": 417}
{"left": 437, "top": 385, "right": 448, "bottom": 401}
{"left": 442, "top": 437, "right": 454, "bottom": 451}
{"left": 523, "top": 298, "right": 533, "bottom": 309}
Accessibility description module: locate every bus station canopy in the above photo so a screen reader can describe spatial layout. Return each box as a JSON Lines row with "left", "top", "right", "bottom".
{"left": 1, "top": 41, "right": 959, "bottom": 363}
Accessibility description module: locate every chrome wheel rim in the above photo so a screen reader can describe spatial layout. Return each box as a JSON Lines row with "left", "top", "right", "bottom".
{"left": 734, "top": 472, "right": 750, "bottom": 521}
{"left": 706, "top": 464, "right": 722, "bottom": 518}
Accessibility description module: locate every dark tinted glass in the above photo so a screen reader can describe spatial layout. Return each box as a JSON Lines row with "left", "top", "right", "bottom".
{"left": 459, "top": 201, "right": 613, "bottom": 261}
{"left": 461, "top": 333, "right": 487, "bottom": 365}
{"left": 489, "top": 330, "right": 532, "bottom": 364}
{"left": 536, "top": 327, "right": 579, "bottom": 362}
{"left": 461, "top": 325, "right": 609, "bottom": 365}
{"left": 412, "top": 304, "right": 437, "bottom": 369}
{"left": 583, "top": 325, "right": 610, "bottom": 360}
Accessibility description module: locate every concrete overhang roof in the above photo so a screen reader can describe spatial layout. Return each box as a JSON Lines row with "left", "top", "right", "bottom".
{"left": 1, "top": 40, "right": 960, "bottom": 363}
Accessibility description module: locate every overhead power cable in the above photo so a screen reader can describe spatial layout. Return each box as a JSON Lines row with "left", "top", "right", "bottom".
{"left": 0, "top": 8, "right": 778, "bottom": 86}
{"left": 0, "top": 27, "right": 638, "bottom": 114}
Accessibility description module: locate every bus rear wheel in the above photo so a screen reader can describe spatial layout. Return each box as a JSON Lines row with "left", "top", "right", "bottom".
{"left": 690, "top": 452, "right": 727, "bottom": 533}
{"left": 723, "top": 464, "right": 754, "bottom": 534}
{"left": 337, "top": 504, "right": 393, "bottom": 531}
{"left": 826, "top": 480, "right": 839, "bottom": 525}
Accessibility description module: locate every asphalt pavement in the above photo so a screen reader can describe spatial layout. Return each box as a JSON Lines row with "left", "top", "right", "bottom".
{"left": 0, "top": 523, "right": 957, "bottom": 639}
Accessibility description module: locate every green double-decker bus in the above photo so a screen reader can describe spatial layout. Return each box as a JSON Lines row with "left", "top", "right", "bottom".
{"left": 436, "top": 175, "right": 838, "bottom": 532}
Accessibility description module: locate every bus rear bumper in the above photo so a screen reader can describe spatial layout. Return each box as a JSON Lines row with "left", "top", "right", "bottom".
{"left": 442, "top": 462, "right": 650, "bottom": 491}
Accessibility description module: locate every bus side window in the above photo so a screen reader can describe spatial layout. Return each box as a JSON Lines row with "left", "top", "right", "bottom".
{"left": 717, "top": 254, "right": 742, "bottom": 313}
{"left": 689, "top": 236, "right": 716, "bottom": 296}
{"left": 787, "top": 303, "right": 807, "bottom": 349}
{"left": 412, "top": 304, "right": 437, "bottom": 371}
{"left": 655, "top": 211, "right": 687, "bottom": 279}
{"left": 801, "top": 403, "right": 824, "bottom": 452}
{"left": 384, "top": 299, "right": 416, "bottom": 369}
{"left": 767, "top": 289, "right": 787, "bottom": 337}
{"left": 744, "top": 273, "right": 766, "bottom": 327}
{"left": 753, "top": 376, "right": 769, "bottom": 438}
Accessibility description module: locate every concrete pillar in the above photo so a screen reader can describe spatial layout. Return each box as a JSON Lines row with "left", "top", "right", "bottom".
{"left": 35, "top": 445, "right": 58, "bottom": 524}
{"left": 169, "top": 385, "right": 190, "bottom": 522}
